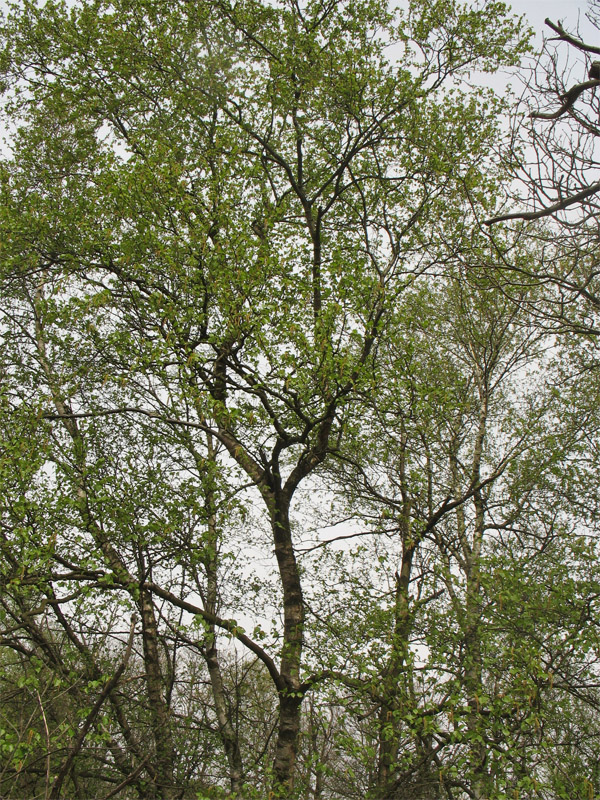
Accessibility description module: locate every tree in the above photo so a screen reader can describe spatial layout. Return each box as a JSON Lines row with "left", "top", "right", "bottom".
{"left": 300, "top": 257, "right": 600, "bottom": 799}
{"left": 485, "top": 1, "right": 600, "bottom": 227}
{"left": 482, "top": 2, "right": 600, "bottom": 337}
{"left": 0, "top": 0, "right": 550, "bottom": 797}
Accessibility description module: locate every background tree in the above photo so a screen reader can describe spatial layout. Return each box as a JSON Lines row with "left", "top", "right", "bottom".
{"left": 293, "top": 249, "right": 600, "bottom": 799}
{"left": 483, "top": 1, "right": 600, "bottom": 337}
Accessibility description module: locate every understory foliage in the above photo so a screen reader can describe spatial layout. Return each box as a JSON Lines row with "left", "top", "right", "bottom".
{"left": 0, "top": 1, "right": 599, "bottom": 799}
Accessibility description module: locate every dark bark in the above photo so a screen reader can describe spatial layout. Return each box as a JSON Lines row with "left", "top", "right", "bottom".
{"left": 270, "top": 493, "right": 305, "bottom": 796}
{"left": 374, "top": 444, "right": 416, "bottom": 799}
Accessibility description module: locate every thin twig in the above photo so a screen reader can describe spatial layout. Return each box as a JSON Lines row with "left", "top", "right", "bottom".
{"left": 35, "top": 689, "right": 51, "bottom": 800}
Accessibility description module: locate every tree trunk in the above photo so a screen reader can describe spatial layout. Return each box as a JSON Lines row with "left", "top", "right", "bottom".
{"left": 375, "top": 522, "right": 415, "bottom": 796}
{"left": 202, "top": 448, "right": 244, "bottom": 795}
{"left": 459, "top": 386, "right": 489, "bottom": 800}
{"left": 464, "top": 485, "right": 486, "bottom": 800}
{"left": 139, "top": 589, "right": 177, "bottom": 799}
{"left": 270, "top": 495, "right": 305, "bottom": 797}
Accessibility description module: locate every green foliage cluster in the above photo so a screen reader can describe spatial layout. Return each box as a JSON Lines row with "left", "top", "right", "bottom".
{"left": 0, "top": 1, "right": 599, "bottom": 799}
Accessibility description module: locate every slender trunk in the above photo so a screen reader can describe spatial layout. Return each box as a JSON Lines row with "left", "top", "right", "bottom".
{"left": 201, "top": 439, "right": 244, "bottom": 795}
{"left": 270, "top": 495, "right": 304, "bottom": 797}
{"left": 139, "top": 589, "right": 177, "bottom": 799}
{"left": 204, "top": 643, "right": 244, "bottom": 794}
{"left": 456, "top": 383, "right": 488, "bottom": 800}
{"left": 34, "top": 284, "right": 158, "bottom": 791}
{"left": 376, "top": 545, "right": 413, "bottom": 795}
{"left": 375, "top": 448, "right": 415, "bottom": 799}
{"left": 35, "top": 287, "right": 177, "bottom": 798}
{"left": 464, "top": 483, "right": 486, "bottom": 800}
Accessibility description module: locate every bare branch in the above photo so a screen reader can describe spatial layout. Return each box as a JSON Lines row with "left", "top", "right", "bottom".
{"left": 49, "top": 615, "right": 138, "bottom": 800}
{"left": 531, "top": 78, "right": 600, "bottom": 120}
{"left": 484, "top": 180, "right": 600, "bottom": 225}
{"left": 545, "top": 18, "right": 600, "bottom": 56}
{"left": 143, "top": 581, "right": 285, "bottom": 693}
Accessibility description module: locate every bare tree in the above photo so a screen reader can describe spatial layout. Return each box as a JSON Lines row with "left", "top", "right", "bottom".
{"left": 486, "top": 3, "right": 600, "bottom": 226}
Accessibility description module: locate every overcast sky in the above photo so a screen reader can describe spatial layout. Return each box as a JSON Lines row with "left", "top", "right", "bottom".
{"left": 512, "top": 0, "right": 595, "bottom": 44}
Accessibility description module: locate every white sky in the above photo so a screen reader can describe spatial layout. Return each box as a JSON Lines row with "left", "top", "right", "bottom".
{"left": 512, "top": 0, "right": 596, "bottom": 43}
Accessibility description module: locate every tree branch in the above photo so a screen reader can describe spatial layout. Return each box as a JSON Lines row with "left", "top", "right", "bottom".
{"left": 49, "top": 615, "right": 138, "bottom": 800}
{"left": 143, "top": 581, "right": 285, "bottom": 692}
{"left": 530, "top": 78, "right": 600, "bottom": 120}
{"left": 545, "top": 18, "right": 600, "bottom": 56}
{"left": 484, "top": 180, "right": 600, "bottom": 225}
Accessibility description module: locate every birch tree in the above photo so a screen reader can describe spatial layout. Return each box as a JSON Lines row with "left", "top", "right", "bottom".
{"left": 0, "top": 0, "right": 531, "bottom": 797}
